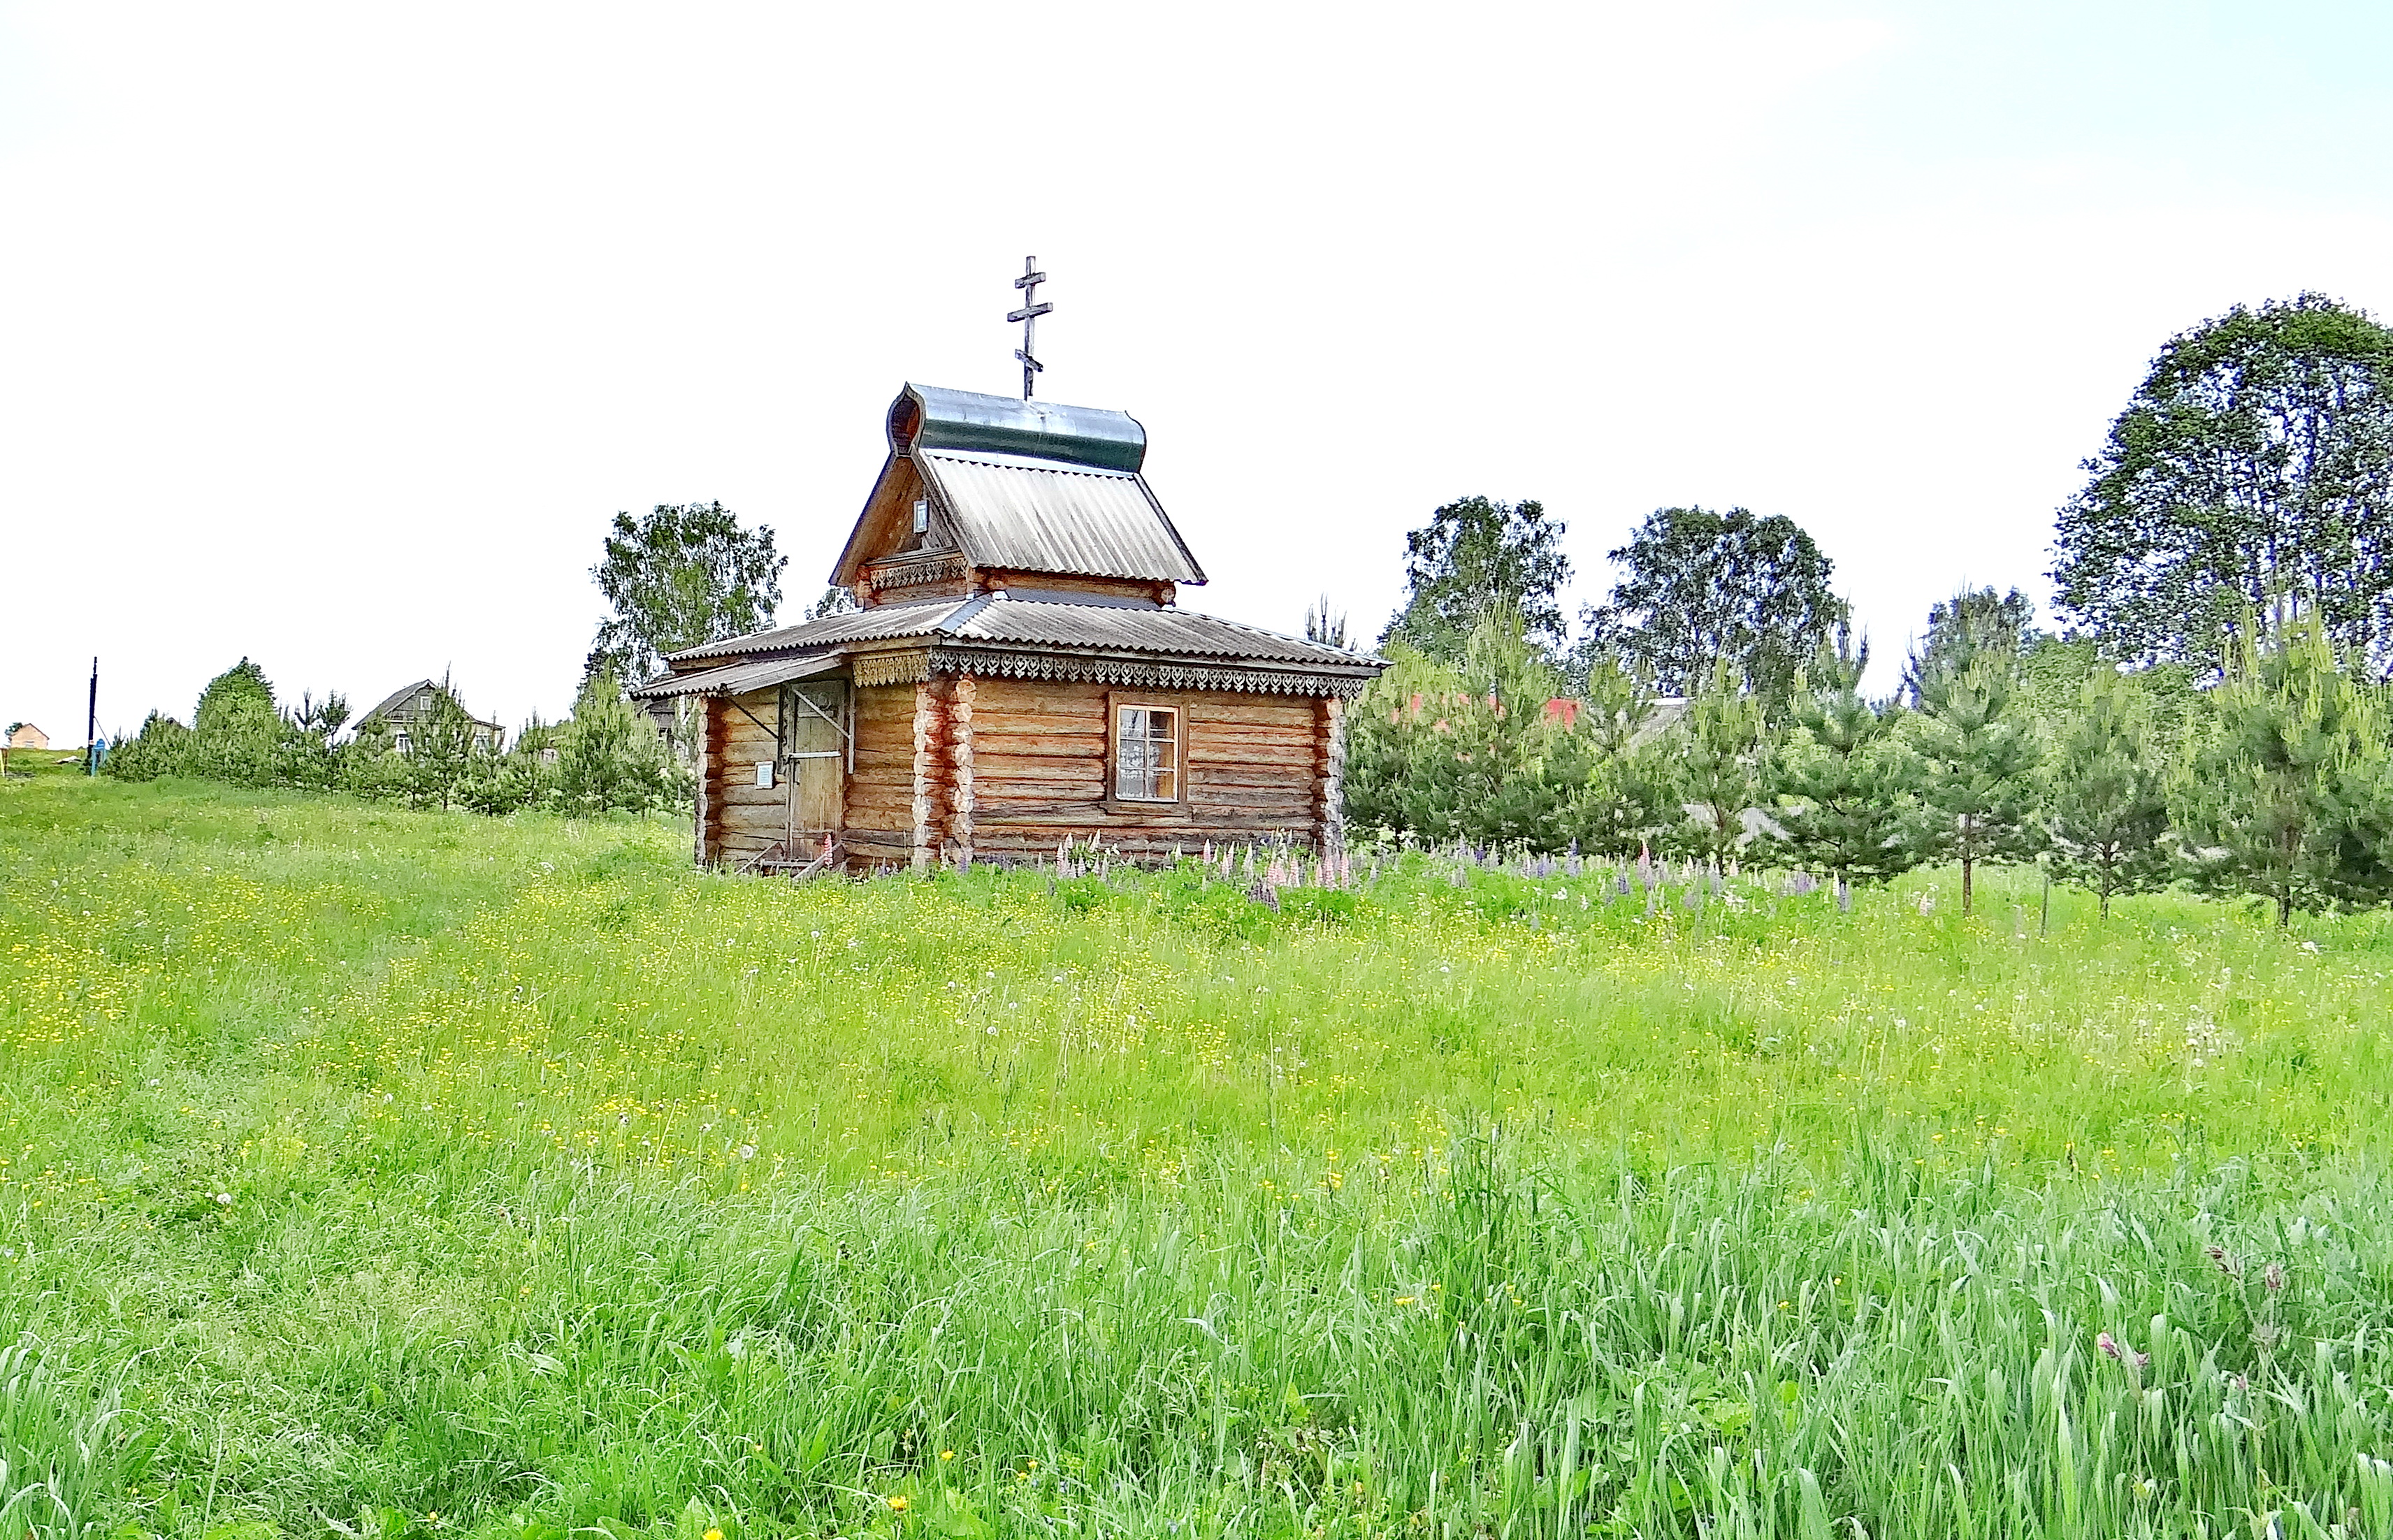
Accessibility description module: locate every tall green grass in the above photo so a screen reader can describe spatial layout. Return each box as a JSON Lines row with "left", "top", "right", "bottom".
{"left": 4, "top": 771, "right": 2392, "bottom": 1536}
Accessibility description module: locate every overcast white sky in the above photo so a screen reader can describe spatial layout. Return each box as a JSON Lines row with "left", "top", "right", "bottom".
{"left": 5, "top": 1, "right": 2391, "bottom": 740}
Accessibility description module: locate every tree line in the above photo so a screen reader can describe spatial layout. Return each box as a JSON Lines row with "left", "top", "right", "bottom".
{"left": 106, "top": 662, "right": 682, "bottom": 816}
{"left": 101, "top": 501, "right": 798, "bottom": 815}
{"left": 1347, "top": 293, "right": 2393, "bottom": 924}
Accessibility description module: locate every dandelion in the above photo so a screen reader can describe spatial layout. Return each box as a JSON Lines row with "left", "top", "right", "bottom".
{"left": 885, "top": 1496, "right": 909, "bottom": 1512}
{"left": 706, "top": 1529, "right": 724, "bottom": 1540}
{"left": 940, "top": 1448, "right": 955, "bottom": 1461}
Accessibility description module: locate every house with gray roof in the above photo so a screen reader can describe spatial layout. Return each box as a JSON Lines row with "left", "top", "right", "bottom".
{"left": 357, "top": 680, "right": 503, "bottom": 756}
{"left": 633, "top": 382, "right": 1384, "bottom": 873}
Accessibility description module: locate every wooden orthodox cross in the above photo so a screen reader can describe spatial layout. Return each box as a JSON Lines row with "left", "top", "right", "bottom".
{"left": 1007, "top": 256, "right": 1050, "bottom": 399}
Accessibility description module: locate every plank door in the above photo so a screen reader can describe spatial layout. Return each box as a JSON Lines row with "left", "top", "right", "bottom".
{"left": 779, "top": 681, "right": 848, "bottom": 844}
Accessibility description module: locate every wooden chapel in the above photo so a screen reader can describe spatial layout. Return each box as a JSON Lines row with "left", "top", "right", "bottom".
{"left": 632, "top": 383, "right": 1385, "bottom": 873}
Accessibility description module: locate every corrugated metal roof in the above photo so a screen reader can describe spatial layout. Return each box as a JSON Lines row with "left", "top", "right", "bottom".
{"left": 916, "top": 449, "right": 1206, "bottom": 585}
{"left": 672, "top": 596, "right": 970, "bottom": 661}
{"left": 628, "top": 652, "right": 843, "bottom": 699}
{"left": 951, "top": 599, "right": 1361, "bottom": 667}
{"left": 666, "top": 593, "right": 1380, "bottom": 674}
{"left": 896, "top": 384, "right": 1145, "bottom": 472}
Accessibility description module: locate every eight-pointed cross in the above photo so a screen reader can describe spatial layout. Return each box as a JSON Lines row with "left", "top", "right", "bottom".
{"left": 1007, "top": 256, "right": 1051, "bottom": 400}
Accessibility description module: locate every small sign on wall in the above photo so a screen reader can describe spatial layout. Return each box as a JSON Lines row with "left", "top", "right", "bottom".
{"left": 755, "top": 762, "right": 775, "bottom": 788}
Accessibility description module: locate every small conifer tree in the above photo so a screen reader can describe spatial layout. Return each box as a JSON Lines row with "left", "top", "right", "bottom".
{"left": 559, "top": 669, "right": 674, "bottom": 815}
{"left": 404, "top": 683, "right": 479, "bottom": 811}
{"left": 1668, "top": 657, "right": 1773, "bottom": 868}
{"left": 1910, "top": 614, "right": 2041, "bottom": 915}
{"left": 1767, "top": 630, "right": 1917, "bottom": 886}
{"left": 2044, "top": 667, "right": 2173, "bottom": 917}
{"left": 2176, "top": 620, "right": 2393, "bottom": 924}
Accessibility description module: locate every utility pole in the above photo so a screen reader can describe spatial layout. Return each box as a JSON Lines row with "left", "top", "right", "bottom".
{"left": 86, "top": 657, "right": 99, "bottom": 775}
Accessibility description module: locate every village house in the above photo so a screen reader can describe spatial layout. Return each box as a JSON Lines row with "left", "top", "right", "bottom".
{"left": 5, "top": 724, "right": 48, "bottom": 752}
{"left": 357, "top": 680, "right": 503, "bottom": 755}
{"left": 633, "top": 383, "right": 1385, "bottom": 872}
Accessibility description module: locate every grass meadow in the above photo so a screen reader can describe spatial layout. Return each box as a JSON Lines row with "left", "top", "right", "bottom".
{"left": 7, "top": 762, "right": 2393, "bottom": 1537}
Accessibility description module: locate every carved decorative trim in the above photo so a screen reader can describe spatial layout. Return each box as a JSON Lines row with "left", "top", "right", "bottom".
{"left": 851, "top": 648, "right": 932, "bottom": 688}
{"left": 927, "top": 646, "right": 1368, "bottom": 699}
{"left": 861, "top": 551, "right": 969, "bottom": 596}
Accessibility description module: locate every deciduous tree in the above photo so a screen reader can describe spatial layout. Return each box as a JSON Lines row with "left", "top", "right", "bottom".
{"left": 2051, "top": 294, "right": 2393, "bottom": 673}
{"left": 1906, "top": 588, "right": 2036, "bottom": 704}
{"left": 590, "top": 502, "right": 788, "bottom": 684}
{"left": 1588, "top": 506, "right": 1845, "bottom": 703}
{"left": 1379, "top": 497, "right": 1572, "bottom": 664}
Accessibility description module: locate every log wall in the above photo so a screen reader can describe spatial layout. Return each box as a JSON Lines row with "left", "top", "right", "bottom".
{"left": 839, "top": 683, "right": 916, "bottom": 870}
{"left": 695, "top": 673, "right": 1341, "bottom": 872}
{"left": 962, "top": 677, "right": 1326, "bottom": 861}
{"left": 704, "top": 689, "right": 784, "bottom": 866}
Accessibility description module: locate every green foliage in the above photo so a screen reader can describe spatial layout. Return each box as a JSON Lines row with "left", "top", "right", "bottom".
{"left": 1541, "top": 652, "right": 1668, "bottom": 858}
{"left": 105, "top": 662, "right": 351, "bottom": 793}
{"left": 806, "top": 585, "right": 860, "bottom": 620}
{"left": 1378, "top": 496, "right": 1573, "bottom": 663}
{"left": 2052, "top": 293, "right": 2393, "bottom": 671}
{"left": 1767, "top": 630, "right": 1916, "bottom": 885}
{"left": 1346, "top": 608, "right": 1653, "bottom": 851}
{"left": 184, "top": 657, "right": 283, "bottom": 785}
{"left": 103, "top": 710, "right": 192, "bottom": 783}
{"left": 1587, "top": 506, "right": 1846, "bottom": 703}
{"left": 1909, "top": 616, "right": 2042, "bottom": 914}
{"left": 2045, "top": 667, "right": 2174, "bottom": 917}
{"left": 2176, "top": 620, "right": 2393, "bottom": 924}
{"left": 398, "top": 681, "right": 480, "bottom": 811}
{"left": 559, "top": 669, "right": 679, "bottom": 815}
{"left": 1665, "top": 658, "right": 1774, "bottom": 866}
{"left": 590, "top": 501, "right": 788, "bottom": 683}
{"left": 1905, "top": 586, "right": 2037, "bottom": 704}
{"left": 17, "top": 777, "right": 2393, "bottom": 1533}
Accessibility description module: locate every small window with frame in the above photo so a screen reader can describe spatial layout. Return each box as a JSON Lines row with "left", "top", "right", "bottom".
{"left": 1113, "top": 703, "right": 1180, "bottom": 802}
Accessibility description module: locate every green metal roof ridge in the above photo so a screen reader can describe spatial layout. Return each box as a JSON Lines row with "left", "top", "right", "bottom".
{"left": 891, "top": 383, "right": 1145, "bottom": 473}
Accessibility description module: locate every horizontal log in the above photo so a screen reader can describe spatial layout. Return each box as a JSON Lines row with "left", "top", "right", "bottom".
{"left": 969, "top": 710, "right": 1108, "bottom": 737}
{"left": 972, "top": 679, "right": 1109, "bottom": 707}
{"left": 974, "top": 755, "right": 1106, "bottom": 783}
{"left": 1187, "top": 722, "right": 1321, "bottom": 746}
{"left": 1187, "top": 760, "right": 1316, "bottom": 784}
{"left": 1187, "top": 774, "right": 1321, "bottom": 799}
{"left": 969, "top": 727, "right": 1108, "bottom": 753}
{"left": 1189, "top": 795, "right": 1314, "bottom": 816}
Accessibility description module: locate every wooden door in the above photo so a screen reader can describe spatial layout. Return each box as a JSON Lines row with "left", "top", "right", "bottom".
{"left": 780, "top": 681, "right": 847, "bottom": 842}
